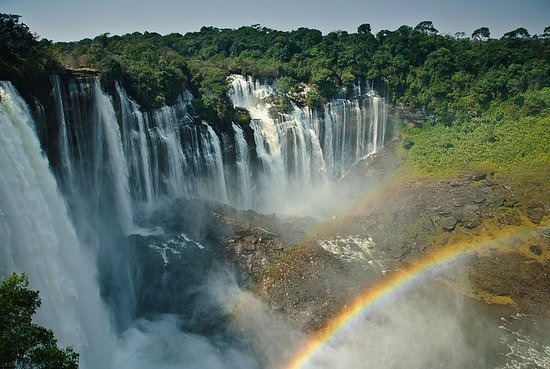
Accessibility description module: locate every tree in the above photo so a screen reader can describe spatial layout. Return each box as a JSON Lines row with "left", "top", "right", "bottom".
{"left": 543, "top": 26, "right": 550, "bottom": 39}
{"left": 454, "top": 32, "right": 466, "bottom": 39}
{"left": 471, "top": 27, "right": 490, "bottom": 41}
{"left": 357, "top": 23, "right": 372, "bottom": 35}
{"left": 414, "top": 21, "right": 438, "bottom": 35}
{"left": 0, "top": 13, "right": 60, "bottom": 97}
{"left": 502, "top": 27, "right": 530, "bottom": 39}
{"left": 0, "top": 273, "right": 79, "bottom": 369}
{"left": 0, "top": 14, "right": 37, "bottom": 61}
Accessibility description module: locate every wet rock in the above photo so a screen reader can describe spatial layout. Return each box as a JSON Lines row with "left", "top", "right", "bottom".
{"left": 529, "top": 245, "right": 542, "bottom": 256}
{"left": 472, "top": 193, "right": 487, "bottom": 204}
{"left": 470, "top": 173, "right": 487, "bottom": 181}
{"left": 462, "top": 210, "right": 481, "bottom": 229}
{"left": 349, "top": 242, "right": 362, "bottom": 252}
{"left": 485, "top": 173, "right": 494, "bottom": 185}
{"left": 243, "top": 235, "right": 258, "bottom": 251}
{"left": 387, "top": 242, "right": 410, "bottom": 258}
{"left": 498, "top": 213, "right": 521, "bottom": 226}
{"left": 490, "top": 197, "right": 505, "bottom": 210}
{"left": 526, "top": 204, "right": 545, "bottom": 224}
{"left": 441, "top": 217, "right": 458, "bottom": 231}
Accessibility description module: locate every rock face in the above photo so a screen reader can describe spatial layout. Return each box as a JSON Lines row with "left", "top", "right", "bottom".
{"left": 468, "top": 251, "right": 550, "bottom": 316}
{"left": 247, "top": 145, "right": 549, "bottom": 329}
{"left": 526, "top": 204, "right": 546, "bottom": 224}
{"left": 441, "top": 216, "right": 459, "bottom": 231}
{"left": 112, "top": 144, "right": 549, "bottom": 334}
{"left": 256, "top": 242, "right": 372, "bottom": 331}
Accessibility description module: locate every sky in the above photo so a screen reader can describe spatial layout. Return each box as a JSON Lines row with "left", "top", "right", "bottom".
{"left": 2, "top": 0, "right": 549, "bottom": 42}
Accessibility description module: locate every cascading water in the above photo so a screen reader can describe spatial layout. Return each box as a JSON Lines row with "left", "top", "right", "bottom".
{"left": 1, "top": 74, "right": 392, "bottom": 367}
{"left": 0, "top": 81, "right": 114, "bottom": 369}
{"left": 3, "top": 73, "right": 546, "bottom": 369}
{"left": 49, "top": 74, "right": 391, "bottom": 216}
{"left": 228, "top": 74, "right": 391, "bottom": 210}
{"left": 52, "top": 76, "right": 241, "bottom": 218}
{"left": 52, "top": 76, "right": 135, "bottom": 233}
{"left": 92, "top": 79, "right": 135, "bottom": 233}
{"left": 232, "top": 123, "right": 253, "bottom": 209}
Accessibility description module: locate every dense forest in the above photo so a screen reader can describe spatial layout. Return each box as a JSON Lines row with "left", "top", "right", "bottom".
{"left": 1, "top": 13, "right": 549, "bottom": 369}
{"left": 1, "top": 13, "right": 549, "bottom": 174}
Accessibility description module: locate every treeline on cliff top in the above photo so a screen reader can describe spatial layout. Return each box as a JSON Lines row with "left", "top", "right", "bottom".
{"left": 1, "top": 13, "right": 548, "bottom": 124}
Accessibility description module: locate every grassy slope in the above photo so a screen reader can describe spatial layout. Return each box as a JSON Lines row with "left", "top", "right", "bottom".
{"left": 400, "top": 88, "right": 549, "bottom": 177}
{"left": 396, "top": 89, "right": 549, "bottom": 309}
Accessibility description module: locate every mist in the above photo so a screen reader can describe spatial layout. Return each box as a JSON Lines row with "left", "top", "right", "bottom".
{"left": 1, "top": 69, "right": 548, "bottom": 369}
{"left": 110, "top": 264, "right": 534, "bottom": 369}
{"left": 298, "top": 281, "right": 505, "bottom": 369}
{"left": 114, "top": 315, "right": 256, "bottom": 369}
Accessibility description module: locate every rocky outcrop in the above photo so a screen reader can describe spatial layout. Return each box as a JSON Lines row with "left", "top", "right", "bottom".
{"left": 118, "top": 144, "right": 549, "bottom": 333}
{"left": 526, "top": 204, "right": 546, "bottom": 224}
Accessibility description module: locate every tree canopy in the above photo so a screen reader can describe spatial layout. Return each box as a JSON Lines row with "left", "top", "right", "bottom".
{"left": 0, "top": 14, "right": 60, "bottom": 97}
{"left": 0, "top": 273, "right": 79, "bottom": 369}
{"left": 1, "top": 12, "right": 548, "bottom": 126}
{"left": 471, "top": 27, "right": 490, "bottom": 41}
{"left": 46, "top": 19, "right": 548, "bottom": 124}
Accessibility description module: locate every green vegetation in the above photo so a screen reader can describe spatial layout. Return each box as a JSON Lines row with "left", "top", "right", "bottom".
{"left": 1, "top": 12, "right": 548, "bottom": 173}
{"left": 0, "top": 273, "right": 79, "bottom": 369}
{"left": 46, "top": 21, "right": 549, "bottom": 123}
{"left": 401, "top": 88, "right": 550, "bottom": 174}
{"left": 0, "top": 14, "right": 60, "bottom": 98}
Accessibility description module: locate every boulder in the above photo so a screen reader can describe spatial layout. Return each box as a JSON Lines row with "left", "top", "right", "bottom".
{"left": 441, "top": 216, "right": 458, "bottom": 231}
{"left": 529, "top": 245, "right": 542, "bottom": 256}
{"left": 490, "top": 197, "right": 505, "bottom": 210}
{"left": 472, "top": 193, "right": 487, "bottom": 204}
{"left": 526, "top": 204, "right": 545, "bottom": 224}
{"left": 498, "top": 213, "right": 521, "bottom": 226}
{"left": 462, "top": 211, "right": 481, "bottom": 229}
{"left": 470, "top": 173, "right": 487, "bottom": 181}
{"left": 243, "top": 235, "right": 258, "bottom": 251}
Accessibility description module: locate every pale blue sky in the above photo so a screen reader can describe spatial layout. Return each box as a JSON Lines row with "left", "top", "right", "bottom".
{"left": 2, "top": 0, "right": 549, "bottom": 41}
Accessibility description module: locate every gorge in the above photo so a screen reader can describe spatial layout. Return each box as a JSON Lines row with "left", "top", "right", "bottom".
{"left": 2, "top": 74, "right": 396, "bottom": 368}
{"left": 2, "top": 72, "right": 549, "bottom": 369}
{"left": 1, "top": 14, "right": 549, "bottom": 369}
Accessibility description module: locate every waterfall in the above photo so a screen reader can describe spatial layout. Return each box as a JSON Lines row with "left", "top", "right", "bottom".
{"left": 92, "top": 79, "right": 135, "bottom": 233}
{"left": 228, "top": 74, "right": 390, "bottom": 210}
{"left": 116, "top": 83, "right": 155, "bottom": 207}
{"left": 203, "top": 124, "right": 229, "bottom": 203}
{"left": 52, "top": 75, "right": 76, "bottom": 192}
{"left": 51, "top": 77, "right": 229, "bottom": 223}
{"left": 0, "top": 81, "right": 114, "bottom": 369}
{"left": 233, "top": 123, "right": 253, "bottom": 209}
{"left": 47, "top": 74, "right": 390, "bottom": 217}
{"left": 4, "top": 70, "right": 548, "bottom": 369}
{"left": 1, "top": 74, "right": 392, "bottom": 367}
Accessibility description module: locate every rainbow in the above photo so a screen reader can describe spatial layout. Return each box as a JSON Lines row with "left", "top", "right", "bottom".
{"left": 223, "top": 173, "right": 408, "bottom": 318}
{"left": 282, "top": 226, "right": 534, "bottom": 369}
